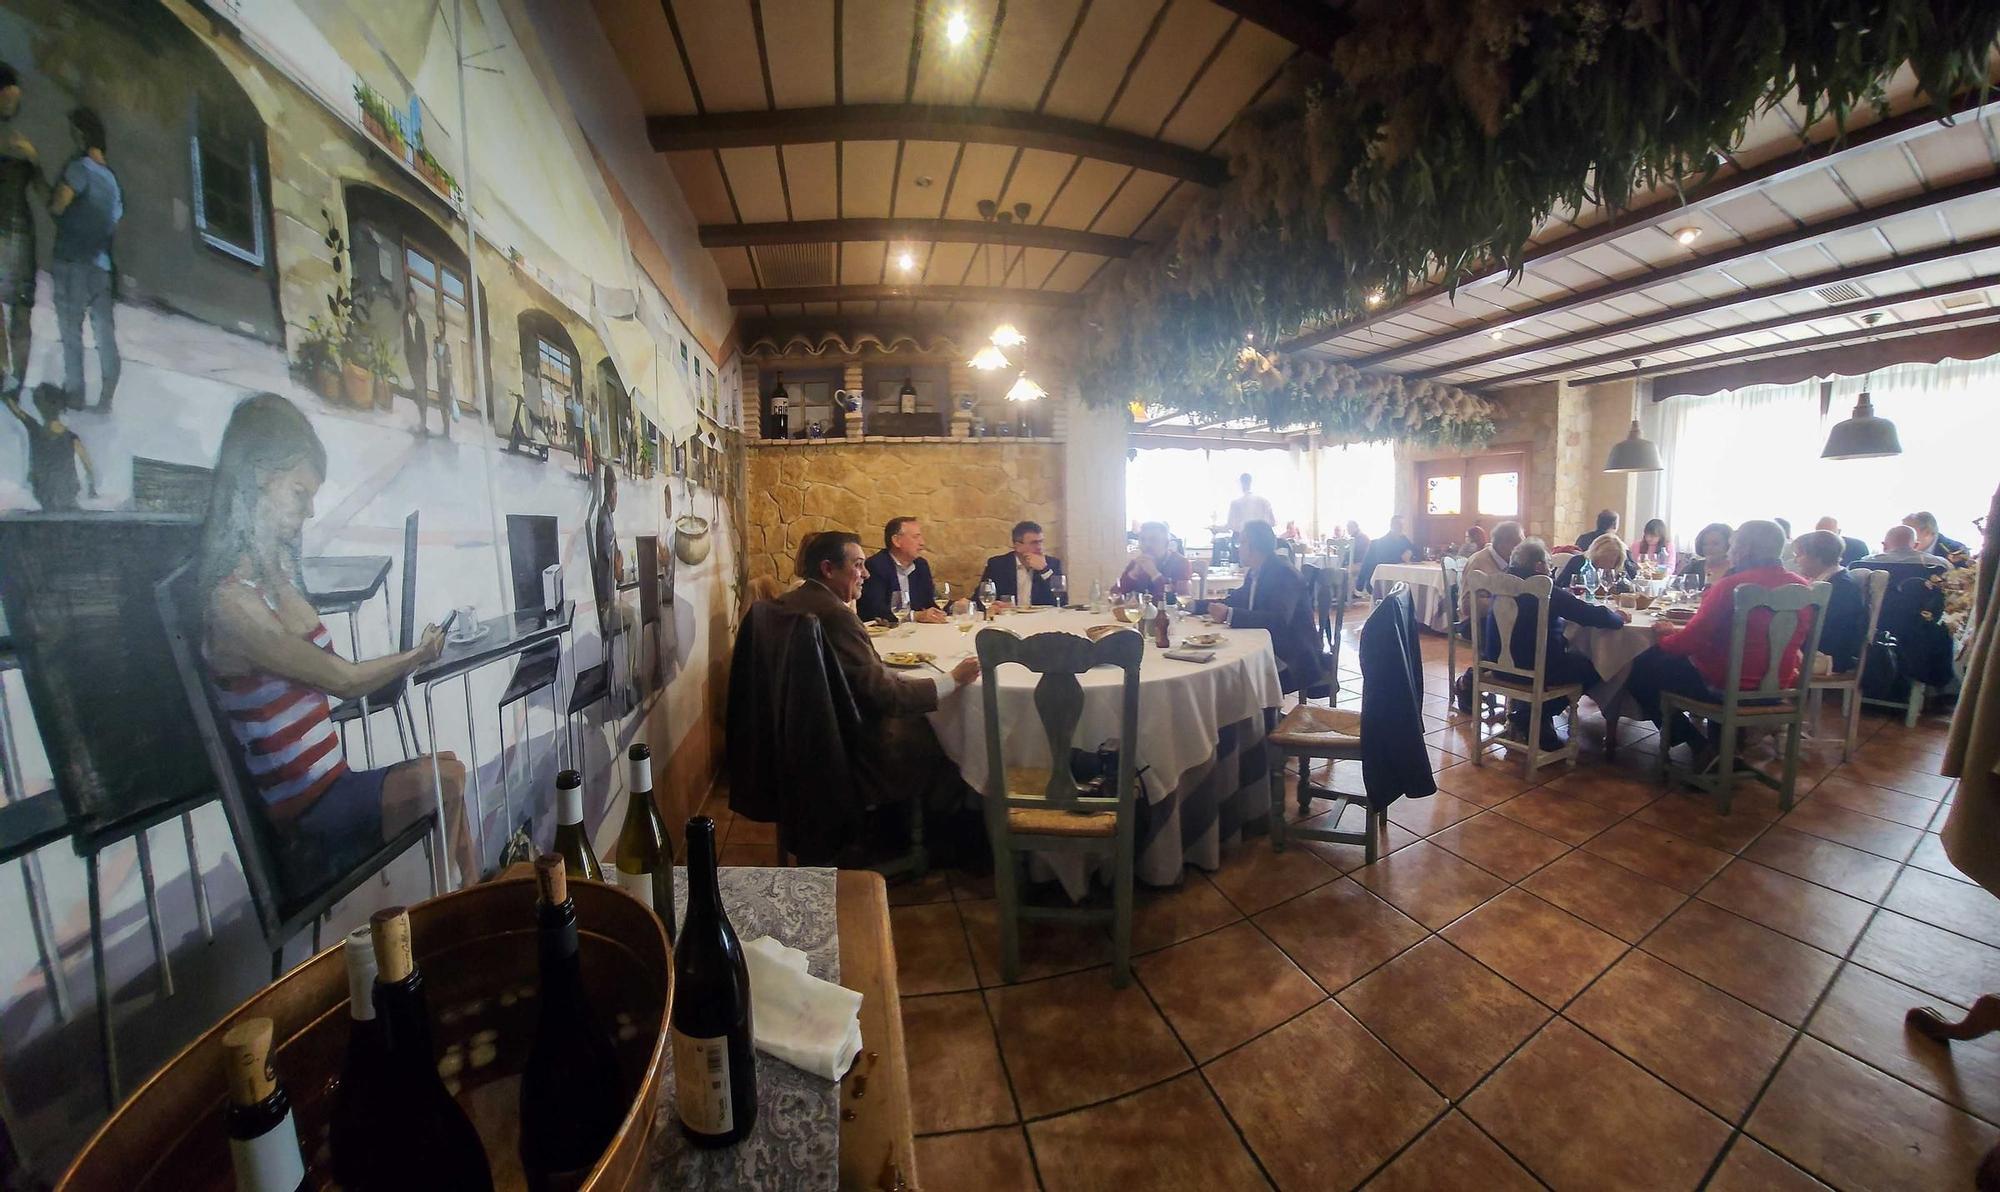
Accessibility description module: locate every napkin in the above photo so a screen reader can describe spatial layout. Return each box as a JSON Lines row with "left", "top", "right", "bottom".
{"left": 740, "top": 935, "right": 864, "bottom": 1081}
{"left": 1164, "top": 648, "right": 1216, "bottom": 663}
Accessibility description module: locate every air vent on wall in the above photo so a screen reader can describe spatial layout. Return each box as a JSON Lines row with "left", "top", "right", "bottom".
{"left": 1940, "top": 292, "right": 1990, "bottom": 312}
{"left": 1811, "top": 281, "right": 1867, "bottom": 304}
{"left": 750, "top": 243, "right": 835, "bottom": 288}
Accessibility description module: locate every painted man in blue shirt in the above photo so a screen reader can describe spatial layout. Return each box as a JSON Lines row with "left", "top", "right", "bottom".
{"left": 50, "top": 106, "right": 121, "bottom": 410}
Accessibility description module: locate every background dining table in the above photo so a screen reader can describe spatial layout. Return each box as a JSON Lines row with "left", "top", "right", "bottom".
{"left": 1369, "top": 561, "right": 1453, "bottom": 631}
{"left": 876, "top": 608, "right": 1283, "bottom": 897}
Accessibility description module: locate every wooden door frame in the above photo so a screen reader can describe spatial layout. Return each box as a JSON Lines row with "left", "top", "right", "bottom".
{"left": 1410, "top": 441, "right": 1534, "bottom": 546}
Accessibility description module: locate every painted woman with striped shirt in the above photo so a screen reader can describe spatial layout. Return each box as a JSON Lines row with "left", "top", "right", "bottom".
{"left": 198, "top": 394, "right": 475, "bottom": 883}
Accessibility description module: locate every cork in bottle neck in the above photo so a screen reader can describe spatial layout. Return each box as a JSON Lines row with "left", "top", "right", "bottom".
{"left": 534, "top": 853, "right": 568, "bottom": 906}
{"left": 369, "top": 907, "right": 414, "bottom": 983}
{"left": 221, "top": 1017, "right": 279, "bottom": 1106}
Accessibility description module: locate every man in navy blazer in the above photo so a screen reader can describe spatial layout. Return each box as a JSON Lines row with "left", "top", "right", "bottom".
{"left": 979, "top": 520, "right": 1064, "bottom": 606}
{"left": 857, "top": 516, "right": 947, "bottom": 622}
{"left": 1200, "top": 520, "right": 1325, "bottom": 694}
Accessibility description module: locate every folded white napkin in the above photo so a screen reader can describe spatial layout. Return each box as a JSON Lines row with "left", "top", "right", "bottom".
{"left": 740, "top": 936, "right": 864, "bottom": 1081}
{"left": 1164, "top": 648, "right": 1216, "bottom": 663}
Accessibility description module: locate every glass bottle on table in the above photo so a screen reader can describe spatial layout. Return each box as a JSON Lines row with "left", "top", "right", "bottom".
{"left": 672, "top": 816, "right": 758, "bottom": 1147}
{"left": 614, "top": 742, "right": 674, "bottom": 940}
{"left": 222, "top": 1017, "right": 308, "bottom": 1192}
{"left": 553, "top": 769, "right": 604, "bottom": 882}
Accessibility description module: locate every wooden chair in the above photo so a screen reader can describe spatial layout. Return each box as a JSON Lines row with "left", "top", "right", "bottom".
{"left": 1300, "top": 563, "right": 1348, "bottom": 701}
{"left": 1659, "top": 582, "right": 1831, "bottom": 814}
{"left": 1468, "top": 571, "right": 1579, "bottom": 782}
{"left": 1806, "top": 568, "right": 1889, "bottom": 760}
{"left": 976, "top": 626, "right": 1142, "bottom": 986}
{"left": 1442, "top": 556, "right": 1476, "bottom": 724}
{"left": 1266, "top": 704, "right": 1380, "bottom": 862}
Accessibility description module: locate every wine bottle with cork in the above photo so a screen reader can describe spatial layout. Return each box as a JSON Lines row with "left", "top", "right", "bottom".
{"left": 369, "top": 906, "right": 495, "bottom": 1190}
{"left": 671, "top": 816, "right": 757, "bottom": 1146}
{"left": 553, "top": 768, "right": 605, "bottom": 881}
{"left": 614, "top": 741, "right": 675, "bottom": 940}
{"left": 328, "top": 925, "right": 391, "bottom": 1189}
{"left": 520, "top": 855, "right": 628, "bottom": 1190}
{"left": 221, "top": 1016, "right": 308, "bottom": 1192}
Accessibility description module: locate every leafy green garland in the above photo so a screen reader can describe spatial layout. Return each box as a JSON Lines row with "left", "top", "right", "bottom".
{"left": 1078, "top": 0, "right": 2000, "bottom": 437}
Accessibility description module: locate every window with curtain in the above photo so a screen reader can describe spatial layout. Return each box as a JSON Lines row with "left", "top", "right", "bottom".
{"left": 1657, "top": 354, "right": 2000, "bottom": 553}
{"left": 1127, "top": 447, "right": 1307, "bottom": 549}
{"left": 1315, "top": 440, "right": 1397, "bottom": 537}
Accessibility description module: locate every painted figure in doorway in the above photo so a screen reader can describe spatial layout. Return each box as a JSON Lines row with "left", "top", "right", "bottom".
{"left": 431, "top": 295, "right": 456, "bottom": 433}
{"left": 50, "top": 106, "right": 121, "bottom": 410}
{"left": 401, "top": 284, "right": 429, "bottom": 431}
{"left": 0, "top": 61, "right": 44, "bottom": 396}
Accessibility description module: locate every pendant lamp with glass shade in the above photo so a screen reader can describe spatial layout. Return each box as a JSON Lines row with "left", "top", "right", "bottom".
{"left": 1821, "top": 389, "right": 1902, "bottom": 459}
{"left": 1603, "top": 359, "right": 1664, "bottom": 473}
{"left": 1004, "top": 373, "right": 1046, "bottom": 403}
{"left": 990, "top": 322, "right": 1026, "bottom": 348}
{"left": 968, "top": 343, "right": 1010, "bottom": 371}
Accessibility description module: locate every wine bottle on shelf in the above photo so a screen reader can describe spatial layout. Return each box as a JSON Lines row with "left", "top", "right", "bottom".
{"left": 671, "top": 816, "right": 758, "bottom": 1147}
{"left": 553, "top": 768, "right": 604, "bottom": 881}
{"left": 221, "top": 1016, "right": 308, "bottom": 1192}
{"left": 520, "top": 855, "right": 628, "bottom": 1190}
{"left": 369, "top": 907, "right": 495, "bottom": 1191}
{"left": 614, "top": 742, "right": 676, "bottom": 940}
{"left": 328, "top": 925, "right": 391, "bottom": 1190}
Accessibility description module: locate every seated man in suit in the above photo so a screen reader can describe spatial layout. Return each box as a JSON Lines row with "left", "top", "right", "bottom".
{"left": 1815, "top": 516, "right": 1870, "bottom": 568}
{"left": 980, "top": 520, "right": 1065, "bottom": 606}
{"left": 1355, "top": 515, "right": 1415, "bottom": 589}
{"left": 857, "top": 515, "right": 948, "bottom": 623}
{"left": 1200, "top": 520, "right": 1324, "bottom": 693}
{"left": 1904, "top": 510, "right": 1972, "bottom": 568}
{"left": 1864, "top": 524, "right": 1948, "bottom": 570}
{"left": 1794, "top": 529, "right": 1866, "bottom": 674}
{"left": 1479, "top": 539, "right": 1626, "bottom": 750}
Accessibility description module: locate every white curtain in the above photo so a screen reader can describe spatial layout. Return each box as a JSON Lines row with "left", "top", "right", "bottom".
{"left": 1127, "top": 446, "right": 1308, "bottom": 548}
{"left": 1315, "top": 440, "right": 1398, "bottom": 539}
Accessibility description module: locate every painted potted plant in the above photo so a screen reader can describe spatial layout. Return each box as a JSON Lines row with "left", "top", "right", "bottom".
{"left": 364, "top": 334, "right": 400, "bottom": 410}
{"left": 293, "top": 316, "right": 343, "bottom": 402}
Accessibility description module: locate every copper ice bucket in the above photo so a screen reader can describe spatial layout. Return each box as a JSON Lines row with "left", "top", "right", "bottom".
{"left": 59, "top": 873, "right": 672, "bottom": 1191}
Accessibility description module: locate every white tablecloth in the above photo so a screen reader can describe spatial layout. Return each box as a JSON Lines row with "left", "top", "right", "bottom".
{"left": 1566, "top": 610, "right": 1662, "bottom": 718}
{"left": 875, "top": 609, "right": 1283, "bottom": 894}
{"left": 1370, "top": 562, "right": 1452, "bottom": 632}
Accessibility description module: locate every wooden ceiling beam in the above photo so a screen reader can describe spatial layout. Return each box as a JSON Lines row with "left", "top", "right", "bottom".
{"left": 1629, "top": 311, "right": 2000, "bottom": 398}
{"left": 649, "top": 104, "right": 1228, "bottom": 185}
{"left": 726, "top": 284, "right": 1084, "bottom": 309}
{"left": 1282, "top": 94, "right": 1999, "bottom": 352}
{"left": 1478, "top": 271, "right": 2000, "bottom": 389}
{"left": 1345, "top": 171, "right": 2000, "bottom": 369}
{"left": 701, "top": 217, "right": 1137, "bottom": 258}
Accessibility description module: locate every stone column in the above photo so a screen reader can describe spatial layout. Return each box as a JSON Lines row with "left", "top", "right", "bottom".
{"left": 1061, "top": 386, "right": 1129, "bottom": 593}
{"left": 843, "top": 359, "right": 866, "bottom": 440}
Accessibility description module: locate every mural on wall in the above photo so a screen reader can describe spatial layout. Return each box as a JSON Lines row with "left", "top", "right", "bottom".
{"left": 0, "top": 0, "right": 742, "bottom": 1162}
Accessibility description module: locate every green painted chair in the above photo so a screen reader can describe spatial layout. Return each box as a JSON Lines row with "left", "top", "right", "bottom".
{"left": 1467, "top": 570, "right": 1581, "bottom": 782}
{"left": 1441, "top": 556, "right": 1476, "bottom": 724}
{"left": 976, "top": 625, "right": 1143, "bottom": 986}
{"left": 1659, "top": 581, "right": 1831, "bottom": 814}
{"left": 1806, "top": 568, "right": 1889, "bottom": 761}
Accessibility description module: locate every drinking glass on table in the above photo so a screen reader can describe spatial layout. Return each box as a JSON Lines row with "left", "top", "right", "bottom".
{"left": 978, "top": 578, "right": 997, "bottom": 611}
{"left": 1050, "top": 573, "right": 1068, "bottom": 608}
{"left": 890, "top": 589, "right": 908, "bottom": 624}
{"left": 937, "top": 581, "right": 952, "bottom": 614}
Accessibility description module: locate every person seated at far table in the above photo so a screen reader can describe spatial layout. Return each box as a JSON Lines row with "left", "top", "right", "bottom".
{"left": 858, "top": 516, "right": 948, "bottom": 623}
{"left": 1479, "top": 539, "right": 1627, "bottom": 751}
{"left": 1114, "top": 520, "right": 1191, "bottom": 602}
{"left": 1793, "top": 530, "right": 1866, "bottom": 674}
{"left": 1625, "top": 520, "right": 1810, "bottom": 771}
{"left": 1815, "top": 516, "right": 1869, "bottom": 568}
{"left": 1198, "top": 520, "right": 1324, "bottom": 693}
{"left": 1904, "top": 510, "right": 1972, "bottom": 568}
{"left": 979, "top": 520, "right": 1065, "bottom": 606}
{"left": 1676, "top": 522, "right": 1733, "bottom": 587}
{"left": 1555, "top": 532, "right": 1637, "bottom": 592}
{"left": 1356, "top": 515, "right": 1414, "bottom": 588}
{"left": 1575, "top": 508, "right": 1619, "bottom": 550}
{"left": 1864, "top": 524, "right": 1948, "bottom": 570}
{"left": 1630, "top": 518, "right": 1674, "bottom": 572}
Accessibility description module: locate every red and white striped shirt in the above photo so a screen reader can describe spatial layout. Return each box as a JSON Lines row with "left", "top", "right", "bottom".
{"left": 210, "top": 609, "right": 349, "bottom": 809}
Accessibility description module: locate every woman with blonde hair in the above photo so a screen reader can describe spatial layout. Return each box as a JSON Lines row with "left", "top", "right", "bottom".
{"left": 1555, "top": 531, "right": 1636, "bottom": 591}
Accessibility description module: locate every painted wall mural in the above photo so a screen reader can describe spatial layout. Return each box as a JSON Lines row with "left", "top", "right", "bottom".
{"left": 0, "top": 0, "right": 740, "bottom": 1168}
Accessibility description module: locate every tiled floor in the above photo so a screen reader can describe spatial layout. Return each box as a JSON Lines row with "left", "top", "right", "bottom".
{"left": 710, "top": 626, "right": 2000, "bottom": 1190}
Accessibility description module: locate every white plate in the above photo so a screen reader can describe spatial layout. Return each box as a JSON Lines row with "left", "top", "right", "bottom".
{"left": 448, "top": 624, "right": 491, "bottom": 646}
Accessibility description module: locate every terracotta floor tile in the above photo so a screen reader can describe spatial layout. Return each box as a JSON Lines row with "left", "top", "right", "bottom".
{"left": 1027, "top": 1074, "right": 1268, "bottom": 1192}
{"left": 886, "top": 869, "right": 957, "bottom": 906}
{"left": 951, "top": 868, "right": 997, "bottom": 902}
{"left": 1520, "top": 850, "right": 1687, "bottom": 943}
{"left": 960, "top": 898, "right": 1110, "bottom": 987}
{"left": 1907, "top": 831, "right": 1965, "bottom": 880}
{"left": 1294, "top": 805, "right": 1422, "bottom": 872}
{"left": 890, "top": 900, "right": 979, "bottom": 996}
{"left": 1427, "top": 812, "right": 1572, "bottom": 882}
{"left": 1489, "top": 786, "right": 1626, "bottom": 845}
{"left": 1834, "top": 755, "right": 1957, "bottom": 800}
{"left": 901, "top": 992, "right": 1017, "bottom": 1132}
{"left": 1351, "top": 840, "right": 1509, "bottom": 930}
{"left": 1808, "top": 964, "right": 2000, "bottom": 1126}
{"left": 985, "top": 967, "right": 1190, "bottom": 1118}
{"left": 1206, "top": 840, "right": 1335, "bottom": 915}
{"left": 1463, "top": 1018, "right": 1730, "bottom": 1192}
{"left": 1749, "top": 1037, "right": 2000, "bottom": 1190}
{"left": 1810, "top": 773, "right": 1942, "bottom": 828}
{"left": 1433, "top": 759, "right": 1544, "bottom": 807}
{"left": 1441, "top": 888, "right": 1626, "bottom": 1007}
{"left": 1630, "top": 791, "right": 1776, "bottom": 854}
{"left": 1537, "top": 765, "right": 1663, "bottom": 815}
{"left": 1385, "top": 790, "right": 1485, "bottom": 836}
{"left": 1338, "top": 938, "right": 1550, "bottom": 1097}
{"left": 1851, "top": 909, "right": 2000, "bottom": 1007}
{"left": 914, "top": 1127, "right": 1039, "bottom": 1192}
{"left": 1743, "top": 826, "right": 1902, "bottom": 902}
{"left": 1582, "top": 819, "right": 1733, "bottom": 893}
{"left": 1884, "top": 866, "right": 2000, "bottom": 949}
{"left": 1640, "top": 900, "right": 1839, "bottom": 1026}
{"left": 1135, "top": 920, "right": 1324, "bottom": 1062}
{"left": 1254, "top": 878, "right": 1427, "bottom": 993}
{"left": 1776, "top": 799, "right": 1921, "bottom": 861}
{"left": 1360, "top": 1112, "right": 1540, "bottom": 1192}
{"left": 1706, "top": 1137, "right": 1834, "bottom": 1191}
{"left": 1206, "top": 1001, "right": 1443, "bottom": 1191}
{"left": 1566, "top": 950, "right": 1792, "bottom": 1120}
{"left": 1131, "top": 872, "right": 1243, "bottom": 954}
{"left": 1851, "top": 735, "right": 1947, "bottom": 773}
{"left": 1697, "top": 859, "right": 1875, "bottom": 954}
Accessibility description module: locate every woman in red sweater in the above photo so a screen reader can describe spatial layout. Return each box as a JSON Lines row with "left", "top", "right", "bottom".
{"left": 1624, "top": 520, "right": 1812, "bottom": 767}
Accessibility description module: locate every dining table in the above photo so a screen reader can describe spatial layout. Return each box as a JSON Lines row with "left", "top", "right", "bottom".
{"left": 1369, "top": 561, "right": 1453, "bottom": 632}
{"left": 874, "top": 607, "right": 1284, "bottom": 898}
{"left": 1564, "top": 602, "right": 1684, "bottom": 752}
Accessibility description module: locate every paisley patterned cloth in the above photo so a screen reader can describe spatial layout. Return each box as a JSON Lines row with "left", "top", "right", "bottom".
{"left": 649, "top": 866, "right": 842, "bottom": 1190}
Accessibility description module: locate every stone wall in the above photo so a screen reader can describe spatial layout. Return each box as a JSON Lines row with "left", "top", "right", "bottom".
{"left": 1582, "top": 380, "right": 1642, "bottom": 535}
{"left": 746, "top": 441, "right": 1065, "bottom": 594}
{"left": 1553, "top": 379, "right": 1593, "bottom": 537}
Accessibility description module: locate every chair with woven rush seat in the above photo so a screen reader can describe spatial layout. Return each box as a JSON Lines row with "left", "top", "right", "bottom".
{"left": 1806, "top": 567, "right": 1889, "bottom": 761}
{"left": 1266, "top": 703, "right": 1382, "bottom": 861}
{"left": 976, "top": 626, "right": 1142, "bottom": 986}
{"left": 1659, "top": 581, "right": 1830, "bottom": 815}
{"left": 1469, "top": 570, "right": 1580, "bottom": 782}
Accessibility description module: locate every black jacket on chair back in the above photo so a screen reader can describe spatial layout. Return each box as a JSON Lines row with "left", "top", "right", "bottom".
{"left": 1359, "top": 588, "right": 1437, "bottom": 809}
{"left": 726, "top": 600, "right": 865, "bottom": 863}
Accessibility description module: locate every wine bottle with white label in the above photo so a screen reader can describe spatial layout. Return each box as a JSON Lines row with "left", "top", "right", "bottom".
{"left": 614, "top": 742, "right": 674, "bottom": 940}
{"left": 520, "top": 855, "right": 627, "bottom": 1190}
{"left": 329, "top": 926, "right": 390, "bottom": 1190}
{"left": 369, "top": 907, "right": 495, "bottom": 1190}
{"left": 671, "top": 816, "right": 757, "bottom": 1146}
{"left": 553, "top": 768, "right": 604, "bottom": 882}
{"left": 221, "top": 1017, "right": 308, "bottom": 1192}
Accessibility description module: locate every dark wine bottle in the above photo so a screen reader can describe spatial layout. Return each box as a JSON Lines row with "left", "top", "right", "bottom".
{"left": 614, "top": 742, "right": 675, "bottom": 941}
{"left": 221, "top": 1016, "right": 308, "bottom": 1192}
{"left": 328, "top": 925, "right": 390, "bottom": 1189}
{"left": 369, "top": 907, "right": 495, "bottom": 1191}
{"left": 520, "top": 855, "right": 628, "bottom": 1190}
{"left": 671, "top": 816, "right": 758, "bottom": 1147}
{"left": 553, "top": 769, "right": 605, "bottom": 882}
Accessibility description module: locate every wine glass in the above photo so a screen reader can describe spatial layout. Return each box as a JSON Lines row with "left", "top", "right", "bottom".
{"left": 978, "top": 577, "right": 997, "bottom": 613}
{"left": 890, "top": 589, "right": 908, "bottom": 624}
{"left": 937, "top": 581, "right": 953, "bottom": 618}
{"left": 1050, "top": 573, "right": 1068, "bottom": 609}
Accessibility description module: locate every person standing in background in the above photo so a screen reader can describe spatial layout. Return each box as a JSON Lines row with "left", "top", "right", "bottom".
{"left": 1226, "top": 472, "right": 1275, "bottom": 535}
{"left": 49, "top": 107, "right": 120, "bottom": 411}
{"left": 0, "top": 62, "right": 44, "bottom": 397}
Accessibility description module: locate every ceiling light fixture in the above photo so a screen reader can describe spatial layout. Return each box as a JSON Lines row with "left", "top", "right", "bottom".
{"left": 945, "top": 11, "right": 970, "bottom": 45}
{"left": 896, "top": 250, "right": 915, "bottom": 273}
{"left": 1821, "top": 389, "right": 1902, "bottom": 459}
{"left": 990, "top": 323, "right": 1026, "bottom": 348}
{"left": 969, "top": 344, "right": 1010, "bottom": 371}
{"left": 1603, "top": 358, "right": 1664, "bottom": 473}
{"left": 1674, "top": 226, "right": 1703, "bottom": 246}
{"left": 1005, "top": 372, "right": 1046, "bottom": 403}
{"left": 1489, "top": 329, "right": 1506, "bottom": 341}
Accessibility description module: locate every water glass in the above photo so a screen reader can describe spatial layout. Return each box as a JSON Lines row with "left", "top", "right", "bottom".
{"left": 890, "top": 589, "right": 908, "bottom": 623}
{"left": 978, "top": 578, "right": 998, "bottom": 611}
{"left": 1051, "top": 574, "right": 1068, "bottom": 608}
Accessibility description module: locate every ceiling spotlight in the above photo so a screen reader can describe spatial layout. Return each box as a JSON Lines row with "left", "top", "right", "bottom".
{"left": 1674, "top": 226, "right": 1703, "bottom": 246}
{"left": 945, "top": 11, "right": 970, "bottom": 45}
{"left": 969, "top": 344, "right": 1010, "bottom": 371}
{"left": 913, "top": 175, "right": 934, "bottom": 189}
{"left": 1488, "top": 330, "right": 1506, "bottom": 341}
{"left": 990, "top": 323, "right": 1026, "bottom": 348}
{"left": 1365, "top": 290, "right": 1384, "bottom": 307}
{"left": 896, "top": 250, "right": 915, "bottom": 273}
